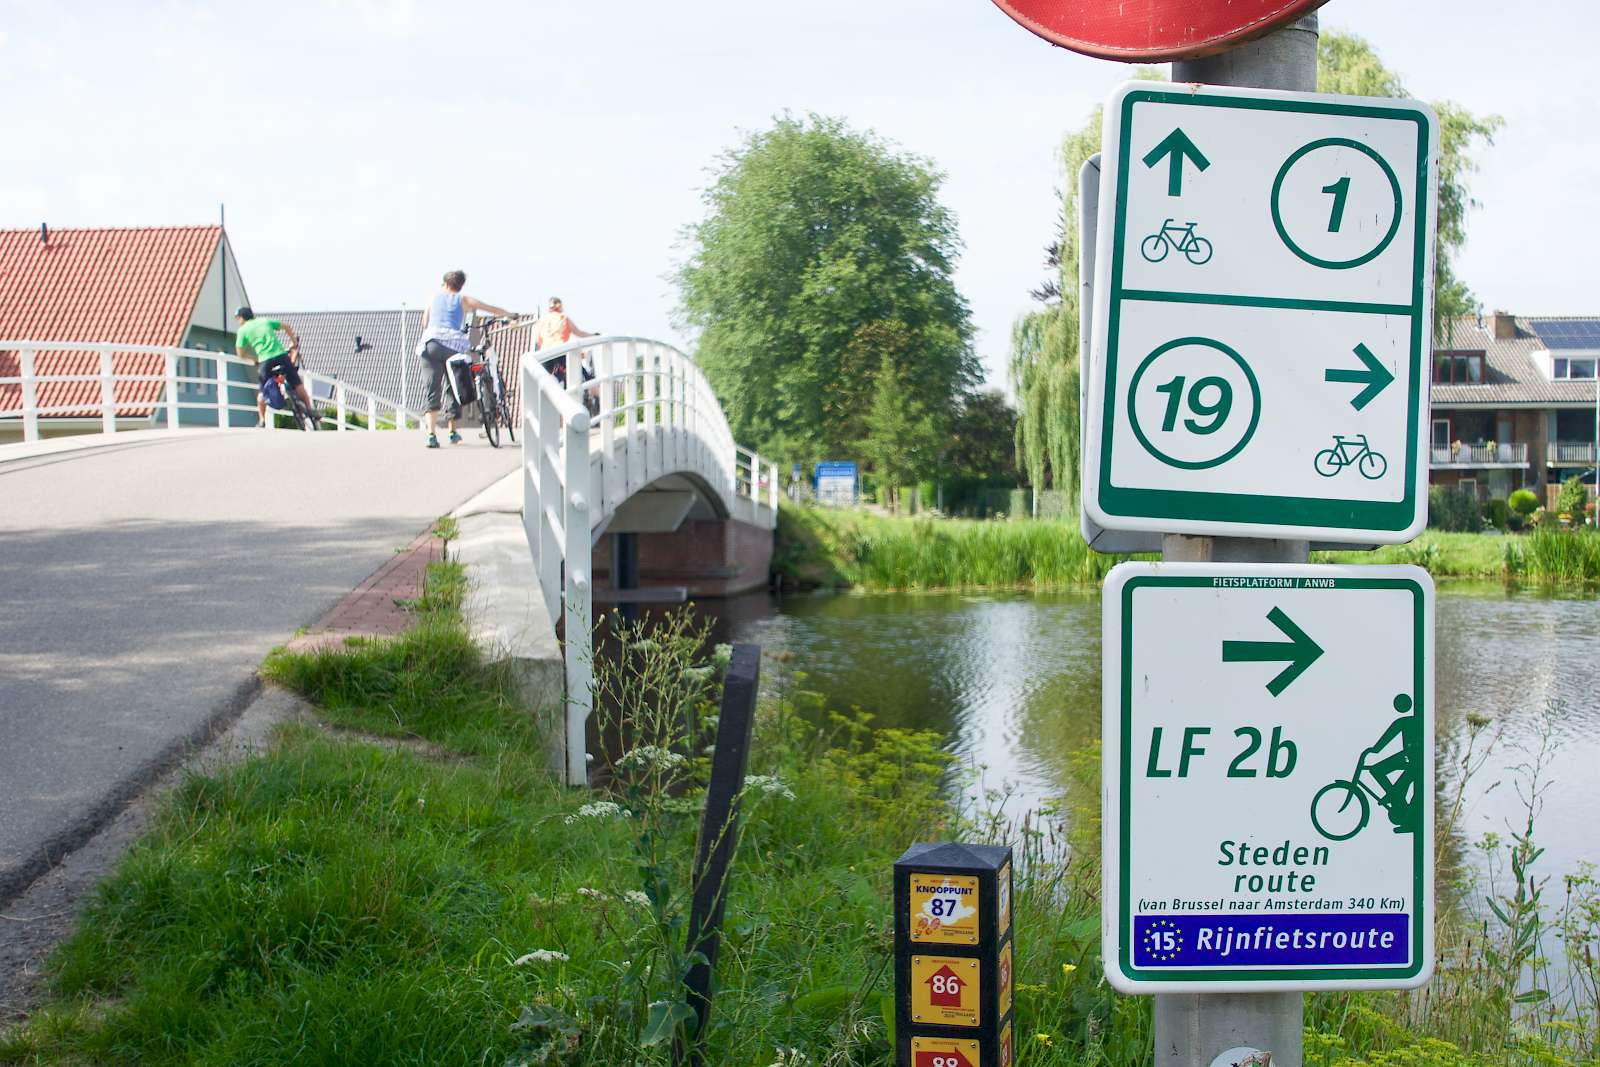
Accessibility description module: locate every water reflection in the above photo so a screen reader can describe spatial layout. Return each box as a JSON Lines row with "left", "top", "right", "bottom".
{"left": 721, "top": 585, "right": 1600, "bottom": 887}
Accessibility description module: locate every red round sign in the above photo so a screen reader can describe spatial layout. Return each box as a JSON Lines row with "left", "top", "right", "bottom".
{"left": 990, "top": 0, "right": 1329, "bottom": 61}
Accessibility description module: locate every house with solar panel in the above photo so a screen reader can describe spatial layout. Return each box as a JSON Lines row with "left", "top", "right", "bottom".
{"left": 0, "top": 223, "right": 255, "bottom": 439}
{"left": 1430, "top": 311, "right": 1600, "bottom": 508}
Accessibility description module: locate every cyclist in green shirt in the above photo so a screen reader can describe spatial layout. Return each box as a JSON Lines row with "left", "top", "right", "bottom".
{"left": 234, "top": 307, "right": 319, "bottom": 428}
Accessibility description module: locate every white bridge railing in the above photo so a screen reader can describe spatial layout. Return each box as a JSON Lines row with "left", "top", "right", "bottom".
{"left": 0, "top": 340, "right": 424, "bottom": 442}
{"left": 518, "top": 333, "right": 778, "bottom": 785}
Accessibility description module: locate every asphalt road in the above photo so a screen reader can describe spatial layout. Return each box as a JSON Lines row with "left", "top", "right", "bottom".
{"left": 0, "top": 430, "right": 519, "bottom": 904}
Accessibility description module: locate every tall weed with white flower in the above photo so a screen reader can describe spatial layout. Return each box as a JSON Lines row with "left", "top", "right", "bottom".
{"left": 523, "top": 609, "right": 790, "bottom": 1062}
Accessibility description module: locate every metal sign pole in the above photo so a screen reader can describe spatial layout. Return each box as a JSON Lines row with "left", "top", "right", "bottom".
{"left": 1157, "top": 14, "right": 1318, "bottom": 1067}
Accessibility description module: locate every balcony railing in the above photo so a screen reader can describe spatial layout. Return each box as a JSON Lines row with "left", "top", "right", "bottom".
{"left": 1429, "top": 442, "right": 1529, "bottom": 467}
{"left": 1548, "top": 440, "right": 1598, "bottom": 466}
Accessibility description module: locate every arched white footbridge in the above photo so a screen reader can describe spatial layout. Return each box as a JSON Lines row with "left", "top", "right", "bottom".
{"left": 515, "top": 331, "right": 778, "bottom": 784}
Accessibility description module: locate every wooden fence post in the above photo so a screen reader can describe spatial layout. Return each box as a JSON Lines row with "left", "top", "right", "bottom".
{"left": 676, "top": 643, "right": 761, "bottom": 1066}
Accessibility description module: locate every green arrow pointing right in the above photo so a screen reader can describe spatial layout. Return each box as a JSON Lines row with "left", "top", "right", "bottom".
{"left": 1142, "top": 127, "right": 1211, "bottom": 196}
{"left": 1325, "top": 342, "right": 1395, "bottom": 412}
{"left": 1222, "top": 606, "right": 1325, "bottom": 697}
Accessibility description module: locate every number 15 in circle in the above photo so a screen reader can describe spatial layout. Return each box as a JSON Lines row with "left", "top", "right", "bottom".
{"left": 1126, "top": 337, "right": 1261, "bottom": 470}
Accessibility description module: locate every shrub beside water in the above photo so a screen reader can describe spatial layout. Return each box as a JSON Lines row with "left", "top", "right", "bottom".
{"left": 1429, "top": 485, "right": 1483, "bottom": 532}
{"left": 1558, "top": 474, "right": 1591, "bottom": 520}
{"left": 1505, "top": 526, "right": 1600, "bottom": 585}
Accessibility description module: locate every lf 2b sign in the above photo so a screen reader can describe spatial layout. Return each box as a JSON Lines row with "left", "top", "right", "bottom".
{"left": 1084, "top": 83, "right": 1439, "bottom": 543}
{"left": 1102, "top": 563, "right": 1434, "bottom": 992}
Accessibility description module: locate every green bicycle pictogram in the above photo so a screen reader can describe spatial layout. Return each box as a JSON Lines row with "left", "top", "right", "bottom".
{"left": 1141, "top": 219, "right": 1214, "bottom": 265}
{"left": 1313, "top": 434, "right": 1389, "bottom": 480}
{"left": 1310, "top": 694, "right": 1421, "bottom": 841}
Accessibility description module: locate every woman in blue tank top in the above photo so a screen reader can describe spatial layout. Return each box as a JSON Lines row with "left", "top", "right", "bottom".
{"left": 417, "top": 270, "right": 516, "bottom": 448}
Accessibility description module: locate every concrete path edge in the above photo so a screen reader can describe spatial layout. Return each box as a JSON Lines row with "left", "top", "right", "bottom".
{"left": 0, "top": 674, "right": 261, "bottom": 909}
{"left": 452, "top": 484, "right": 566, "bottom": 779}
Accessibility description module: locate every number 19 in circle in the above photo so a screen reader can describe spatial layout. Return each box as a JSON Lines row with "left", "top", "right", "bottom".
{"left": 1126, "top": 336, "right": 1261, "bottom": 471}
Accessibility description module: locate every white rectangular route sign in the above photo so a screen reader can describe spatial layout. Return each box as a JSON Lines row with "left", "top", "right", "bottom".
{"left": 1102, "top": 562, "right": 1434, "bottom": 993}
{"left": 1084, "top": 83, "right": 1439, "bottom": 543}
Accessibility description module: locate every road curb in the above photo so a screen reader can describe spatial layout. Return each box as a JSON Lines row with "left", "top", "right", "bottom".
{"left": 453, "top": 511, "right": 566, "bottom": 778}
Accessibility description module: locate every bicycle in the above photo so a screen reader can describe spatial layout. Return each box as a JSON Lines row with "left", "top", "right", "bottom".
{"left": 1140, "top": 219, "right": 1213, "bottom": 265}
{"left": 540, "top": 344, "right": 602, "bottom": 419}
{"left": 1313, "top": 434, "right": 1388, "bottom": 479}
{"left": 1310, "top": 751, "right": 1379, "bottom": 841}
{"left": 260, "top": 354, "right": 316, "bottom": 431}
{"left": 445, "top": 317, "right": 519, "bottom": 449}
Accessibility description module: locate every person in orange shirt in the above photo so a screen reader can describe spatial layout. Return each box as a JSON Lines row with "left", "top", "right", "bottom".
{"left": 534, "top": 296, "right": 596, "bottom": 355}
{"left": 535, "top": 297, "right": 602, "bottom": 415}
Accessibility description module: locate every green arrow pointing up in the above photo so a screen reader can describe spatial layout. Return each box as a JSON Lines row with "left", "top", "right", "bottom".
{"left": 1142, "top": 127, "right": 1210, "bottom": 196}
{"left": 1325, "top": 343, "right": 1395, "bottom": 412}
{"left": 1221, "top": 606, "right": 1325, "bottom": 697}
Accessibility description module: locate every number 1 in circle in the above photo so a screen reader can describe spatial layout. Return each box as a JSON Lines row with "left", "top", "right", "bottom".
{"left": 1322, "top": 176, "right": 1351, "bottom": 233}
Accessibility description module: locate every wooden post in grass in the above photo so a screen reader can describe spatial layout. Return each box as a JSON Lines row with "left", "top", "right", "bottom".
{"left": 676, "top": 642, "right": 761, "bottom": 1067}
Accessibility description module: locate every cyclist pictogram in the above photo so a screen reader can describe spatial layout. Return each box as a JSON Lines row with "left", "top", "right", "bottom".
{"left": 1141, "top": 219, "right": 1214, "bottom": 265}
{"left": 1313, "top": 434, "right": 1388, "bottom": 480}
{"left": 1310, "top": 693, "right": 1421, "bottom": 841}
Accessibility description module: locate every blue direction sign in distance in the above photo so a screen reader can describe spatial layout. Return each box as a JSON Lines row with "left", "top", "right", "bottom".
{"left": 814, "top": 461, "right": 857, "bottom": 506}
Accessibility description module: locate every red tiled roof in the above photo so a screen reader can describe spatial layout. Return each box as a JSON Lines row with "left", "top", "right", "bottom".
{"left": 0, "top": 225, "right": 221, "bottom": 418}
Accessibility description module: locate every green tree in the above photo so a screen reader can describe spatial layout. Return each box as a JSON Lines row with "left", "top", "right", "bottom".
{"left": 1317, "top": 31, "right": 1503, "bottom": 337}
{"left": 945, "top": 389, "right": 1020, "bottom": 483}
{"left": 675, "top": 114, "right": 979, "bottom": 463}
{"left": 1010, "top": 33, "right": 1500, "bottom": 499}
{"left": 861, "top": 352, "right": 941, "bottom": 512}
{"left": 1008, "top": 70, "right": 1159, "bottom": 502}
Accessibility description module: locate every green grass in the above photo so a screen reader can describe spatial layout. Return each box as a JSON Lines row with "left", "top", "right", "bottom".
{"left": 776, "top": 506, "right": 1133, "bottom": 591}
{"left": 1314, "top": 530, "right": 1512, "bottom": 577}
{"left": 779, "top": 506, "right": 1600, "bottom": 593}
{"left": 4, "top": 566, "right": 1597, "bottom": 1064}
{"left": 262, "top": 557, "right": 540, "bottom": 757}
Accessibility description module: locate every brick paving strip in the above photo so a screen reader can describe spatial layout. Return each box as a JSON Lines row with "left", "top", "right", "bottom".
{"left": 285, "top": 530, "right": 443, "bottom": 653}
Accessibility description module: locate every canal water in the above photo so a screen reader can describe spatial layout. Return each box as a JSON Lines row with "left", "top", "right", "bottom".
{"left": 722, "top": 585, "right": 1600, "bottom": 888}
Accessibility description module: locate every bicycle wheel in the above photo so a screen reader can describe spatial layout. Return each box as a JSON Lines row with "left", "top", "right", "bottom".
{"left": 1313, "top": 448, "right": 1343, "bottom": 477}
{"left": 1140, "top": 233, "right": 1170, "bottom": 263}
{"left": 1310, "top": 779, "right": 1370, "bottom": 841}
{"left": 290, "top": 396, "right": 310, "bottom": 431}
{"left": 1185, "top": 237, "right": 1213, "bottom": 265}
{"left": 479, "top": 397, "right": 500, "bottom": 448}
{"left": 502, "top": 396, "right": 516, "bottom": 443}
{"left": 1358, "top": 450, "right": 1388, "bottom": 480}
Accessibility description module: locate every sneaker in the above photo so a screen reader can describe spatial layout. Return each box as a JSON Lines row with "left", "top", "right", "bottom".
{"left": 448, "top": 431, "right": 462, "bottom": 445}
{"left": 426, "top": 434, "right": 440, "bottom": 449}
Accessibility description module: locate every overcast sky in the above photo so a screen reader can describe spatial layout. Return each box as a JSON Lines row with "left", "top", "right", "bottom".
{"left": 2, "top": 1, "right": 1591, "bottom": 388}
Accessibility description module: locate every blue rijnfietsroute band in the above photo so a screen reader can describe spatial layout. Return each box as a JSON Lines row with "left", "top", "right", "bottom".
{"left": 1133, "top": 913, "right": 1409, "bottom": 968}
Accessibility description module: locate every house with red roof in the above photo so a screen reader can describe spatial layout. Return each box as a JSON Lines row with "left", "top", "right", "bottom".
{"left": 0, "top": 224, "right": 253, "bottom": 438}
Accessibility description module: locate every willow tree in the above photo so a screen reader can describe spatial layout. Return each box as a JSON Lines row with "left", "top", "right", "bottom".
{"left": 1010, "top": 32, "right": 1500, "bottom": 501}
{"left": 1008, "top": 72, "right": 1157, "bottom": 503}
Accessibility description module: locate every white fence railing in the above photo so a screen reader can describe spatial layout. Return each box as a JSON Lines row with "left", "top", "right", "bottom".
{"left": 0, "top": 340, "right": 423, "bottom": 442}
{"left": 518, "top": 333, "right": 778, "bottom": 786}
{"left": 1428, "top": 441, "right": 1529, "bottom": 467}
{"left": 1549, "top": 440, "right": 1598, "bottom": 466}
